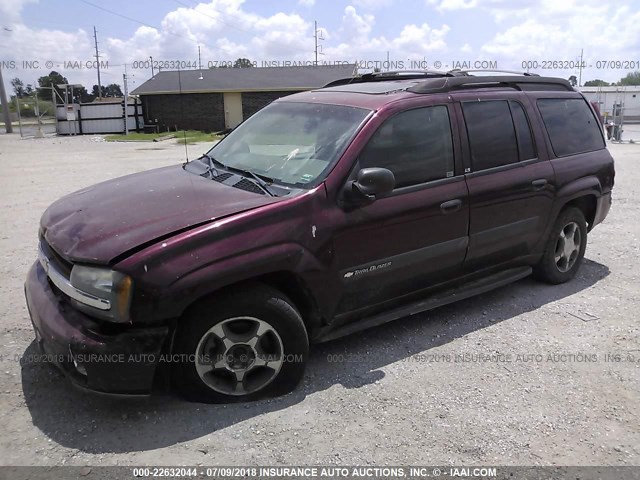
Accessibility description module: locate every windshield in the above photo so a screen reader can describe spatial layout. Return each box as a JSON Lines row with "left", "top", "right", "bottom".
{"left": 206, "top": 101, "right": 371, "bottom": 188}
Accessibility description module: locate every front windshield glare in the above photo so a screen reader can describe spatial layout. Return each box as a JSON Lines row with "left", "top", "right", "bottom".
{"left": 207, "top": 102, "right": 370, "bottom": 187}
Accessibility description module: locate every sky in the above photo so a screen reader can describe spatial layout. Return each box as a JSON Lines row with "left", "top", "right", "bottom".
{"left": 0, "top": 0, "right": 639, "bottom": 96}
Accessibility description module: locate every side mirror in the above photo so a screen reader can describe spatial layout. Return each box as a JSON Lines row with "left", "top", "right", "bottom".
{"left": 344, "top": 167, "right": 395, "bottom": 206}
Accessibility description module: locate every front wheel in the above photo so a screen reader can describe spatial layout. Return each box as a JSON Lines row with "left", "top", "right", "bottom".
{"left": 172, "top": 285, "right": 309, "bottom": 403}
{"left": 534, "top": 207, "right": 588, "bottom": 284}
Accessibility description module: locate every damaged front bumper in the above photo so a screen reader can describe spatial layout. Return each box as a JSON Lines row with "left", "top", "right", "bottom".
{"left": 24, "top": 261, "right": 169, "bottom": 396}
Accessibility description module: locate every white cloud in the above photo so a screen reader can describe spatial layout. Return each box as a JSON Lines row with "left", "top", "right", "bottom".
{"left": 480, "top": 0, "right": 640, "bottom": 82}
{"left": 324, "top": 6, "right": 449, "bottom": 67}
{"left": 5, "top": 0, "right": 636, "bottom": 95}
{"left": 298, "top": 0, "right": 315, "bottom": 6}
{"left": 427, "top": 0, "right": 478, "bottom": 12}
{"left": 0, "top": 0, "right": 37, "bottom": 24}
{"left": 352, "top": 0, "right": 394, "bottom": 9}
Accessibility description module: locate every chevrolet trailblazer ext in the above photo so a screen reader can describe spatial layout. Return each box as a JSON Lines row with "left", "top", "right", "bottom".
{"left": 25, "top": 71, "right": 614, "bottom": 402}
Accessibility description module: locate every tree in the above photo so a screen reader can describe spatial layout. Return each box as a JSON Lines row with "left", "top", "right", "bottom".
{"left": 568, "top": 75, "right": 577, "bottom": 87}
{"left": 73, "top": 86, "right": 94, "bottom": 103}
{"left": 584, "top": 79, "right": 609, "bottom": 87}
{"left": 25, "top": 84, "right": 34, "bottom": 95}
{"left": 91, "top": 84, "right": 107, "bottom": 99}
{"left": 37, "top": 71, "right": 69, "bottom": 102}
{"left": 619, "top": 71, "right": 640, "bottom": 86}
{"left": 11, "top": 77, "right": 25, "bottom": 97}
{"left": 105, "top": 83, "right": 123, "bottom": 97}
{"left": 233, "top": 58, "right": 253, "bottom": 68}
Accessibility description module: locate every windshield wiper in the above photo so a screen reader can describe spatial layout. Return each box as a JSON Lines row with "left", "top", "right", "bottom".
{"left": 199, "top": 153, "right": 226, "bottom": 178}
{"left": 195, "top": 155, "right": 276, "bottom": 197}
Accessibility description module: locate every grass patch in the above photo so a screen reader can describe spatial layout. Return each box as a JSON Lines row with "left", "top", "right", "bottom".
{"left": 105, "top": 132, "right": 169, "bottom": 142}
{"left": 174, "top": 130, "right": 221, "bottom": 145}
{"left": 105, "top": 130, "right": 221, "bottom": 144}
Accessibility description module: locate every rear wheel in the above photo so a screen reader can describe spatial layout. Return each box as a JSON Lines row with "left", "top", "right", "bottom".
{"left": 534, "top": 207, "right": 587, "bottom": 284}
{"left": 172, "top": 285, "right": 309, "bottom": 403}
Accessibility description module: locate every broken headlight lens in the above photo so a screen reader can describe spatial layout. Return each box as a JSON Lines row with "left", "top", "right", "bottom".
{"left": 70, "top": 265, "right": 133, "bottom": 323}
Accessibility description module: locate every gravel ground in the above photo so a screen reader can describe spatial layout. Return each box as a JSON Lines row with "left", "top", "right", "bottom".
{"left": 0, "top": 132, "right": 638, "bottom": 467}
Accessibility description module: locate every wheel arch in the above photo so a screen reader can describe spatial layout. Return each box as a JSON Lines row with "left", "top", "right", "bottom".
{"left": 177, "top": 270, "right": 323, "bottom": 338}
{"left": 563, "top": 195, "right": 597, "bottom": 231}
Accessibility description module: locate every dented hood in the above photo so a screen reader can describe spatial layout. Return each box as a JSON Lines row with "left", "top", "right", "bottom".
{"left": 41, "top": 165, "right": 278, "bottom": 263}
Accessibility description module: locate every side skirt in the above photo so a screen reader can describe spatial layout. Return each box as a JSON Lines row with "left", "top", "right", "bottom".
{"left": 313, "top": 266, "right": 532, "bottom": 343}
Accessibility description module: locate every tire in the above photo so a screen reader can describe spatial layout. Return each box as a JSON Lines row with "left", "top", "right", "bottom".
{"left": 533, "top": 207, "right": 587, "bottom": 284}
{"left": 172, "top": 284, "right": 309, "bottom": 403}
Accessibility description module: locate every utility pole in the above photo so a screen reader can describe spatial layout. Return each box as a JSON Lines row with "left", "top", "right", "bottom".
{"left": 197, "top": 46, "right": 204, "bottom": 80}
{"left": 0, "top": 66, "right": 14, "bottom": 133}
{"left": 93, "top": 26, "right": 103, "bottom": 99}
{"left": 578, "top": 48, "right": 584, "bottom": 87}
{"left": 34, "top": 79, "right": 44, "bottom": 138}
{"left": 150, "top": 56, "right": 154, "bottom": 77}
{"left": 123, "top": 68, "right": 129, "bottom": 135}
{"left": 314, "top": 20, "right": 324, "bottom": 66}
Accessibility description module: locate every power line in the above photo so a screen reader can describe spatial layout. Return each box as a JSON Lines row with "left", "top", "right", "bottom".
{"left": 77, "top": 0, "right": 197, "bottom": 44}
{"left": 77, "top": 0, "right": 308, "bottom": 68}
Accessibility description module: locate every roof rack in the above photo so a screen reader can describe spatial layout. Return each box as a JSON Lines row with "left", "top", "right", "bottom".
{"left": 322, "top": 70, "right": 573, "bottom": 93}
{"left": 323, "top": 69, "right": 458, "bottom": 88}
{"left": 406, "top": 75, "right": 573, "bottom": 94}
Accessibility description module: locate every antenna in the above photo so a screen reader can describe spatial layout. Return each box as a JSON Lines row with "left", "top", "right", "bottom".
{"left": 314, "top": 20, "right": 325, "bottom": 65}
{"left": 177, "top": 66, "right": 189, "bottom": 162}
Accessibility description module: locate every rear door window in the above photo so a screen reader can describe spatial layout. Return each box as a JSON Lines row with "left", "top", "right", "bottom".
{"left": 537, "top": 98, "right": 604, "bottom": 156}
{"left": 462, "top": 100, "right": 519, "bottom": 171}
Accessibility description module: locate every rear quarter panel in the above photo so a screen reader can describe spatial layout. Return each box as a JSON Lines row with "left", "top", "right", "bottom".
{"left": 525, "top": 91, "right": 614, "bottom": 226}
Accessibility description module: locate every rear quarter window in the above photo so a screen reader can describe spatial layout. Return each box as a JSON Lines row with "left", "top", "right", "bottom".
{"left": 537, "top": 98, "right": 604, "bottom": 157}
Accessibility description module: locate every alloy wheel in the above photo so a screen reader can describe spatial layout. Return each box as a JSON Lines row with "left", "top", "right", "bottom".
{"left": 194, "top": 317, "right": 284, "bottom": 396}
{"left": 554, "top": 221, "right": 582, "bottom": 273}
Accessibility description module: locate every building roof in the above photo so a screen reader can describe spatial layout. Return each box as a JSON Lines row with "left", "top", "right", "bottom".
{"left": 131, "top": 64, "right": 358, "bottom": 95}
{"left": 579, "top": 86, "right": 640, "bottom": 93}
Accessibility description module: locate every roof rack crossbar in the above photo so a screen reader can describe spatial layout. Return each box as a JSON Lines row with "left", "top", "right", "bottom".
{"left": 323, "top": 69, "right": 456, "bottom": 88}
{"left": 448, "top": 69, "right": 540, "bottom": 77}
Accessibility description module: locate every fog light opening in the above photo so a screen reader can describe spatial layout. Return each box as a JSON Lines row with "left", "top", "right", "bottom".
{"left": 72, "top": 357, "right": 88, "bottom": 377}
{"left": 69, "top": 346, "right": 88, "bottom": 377}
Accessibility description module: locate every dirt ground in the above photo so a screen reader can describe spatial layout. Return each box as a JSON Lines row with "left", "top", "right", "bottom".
{"left": 0, "top": 131, "right": 638, "bottom": 467}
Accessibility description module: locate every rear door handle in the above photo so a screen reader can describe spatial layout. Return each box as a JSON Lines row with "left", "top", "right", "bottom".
{"left": 532, "top": 179, "right": 548, "bottom": 190}
{"left": 440, "top": 199, "right": 462, "bottom": 214}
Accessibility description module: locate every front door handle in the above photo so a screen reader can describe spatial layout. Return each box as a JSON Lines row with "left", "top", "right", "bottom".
{"left": 532, "top": 179, "right": 548, "bottom": 190}
{"left": 440, "top": 199, "right": 462, "bottom": 214}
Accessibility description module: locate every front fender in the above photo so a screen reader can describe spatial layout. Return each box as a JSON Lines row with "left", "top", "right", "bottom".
{"left": 158, "top": 242, "right": 327, "bottom": 319}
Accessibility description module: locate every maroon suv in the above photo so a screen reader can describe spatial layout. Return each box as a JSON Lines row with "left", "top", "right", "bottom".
{"left": 25, "top": 71, "right": 614, "bottom": 402}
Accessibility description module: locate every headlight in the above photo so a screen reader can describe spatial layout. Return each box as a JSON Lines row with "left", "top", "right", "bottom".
{"left": 70, "top": 265, "right": 133, "bottom": 322}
